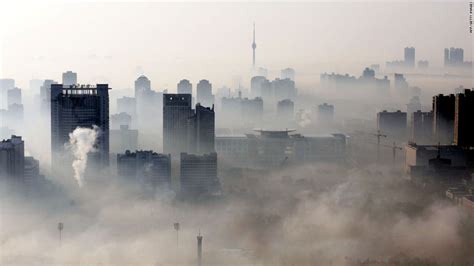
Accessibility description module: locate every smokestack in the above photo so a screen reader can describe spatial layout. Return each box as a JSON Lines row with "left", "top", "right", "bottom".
{"left": 197, "top": 231, "right": 203, "bottom": 266}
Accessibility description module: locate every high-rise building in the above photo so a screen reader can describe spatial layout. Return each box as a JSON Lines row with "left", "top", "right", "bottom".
{"left": 117, "top": 150, "right": 171, "bottom": 189}
{"left": 110, "top": 125, "right": 138, "bottom": 154}
{"left": 116, "top": 96, "right": 136, "bottom": 119}
{"left": 110, "top": 112, "right": 132, "bottom": 130}
{"left": 134, "top": 75, "right": 163, "bottom": 131}
{"left": 0, "top": 135, "right": 25, "bottom": 182}
{"left": 0, "top": 79, "right": 15, "bottom": 109}
{"left": 272, "top": 78, "right": 296, "bottom": 102}
{"left": 51, "top": 84, "right": 110, "bottom": 171}
{"left": 7, "top": 87, "right": 22, "bottom": 106}
{"left": 377, "top": 110, "right": 407, "bottom": 138}
{"left": 277, "top": 99, "right": 294, "bottom": 121}
{"left": 40, "top": 79, "right": 58, "bottom": 115}
{"left": 187, "top": 104, "right": 215, "bottom": 154}
{"left": 404, "top": 47, "right": 415, "bottom": 68}
{"left": 406, "top": 96, "right": 422, "bottom": 121}
{"left": 394, "top": 73, "right": 409, "bottom": 89}
{"left": 62, "top": 71, "right": 78, "bottom": 86}
{"left": 454, "top": 89, "right": 474, "bottom": 147}
{"left": 163, "top": 94, "right": 193, "bottom": 155}
{"left": 433, "top": 94, "right": 455, "bottom": 144}
{"left": 250, "top": 76, "right": 269, "bottom": 98}
{"left": 180, "top": 152, "right": 219, "bottom": 196}
{"left": 196, "top": 80, "right": 214, "bottom": 107}
{"left": 411, "top": 110, "right": 433, "bottom": 144}
{"left": 281, "top": 68, "right": 295, "bottom": 81}
{"left": 177, "top": 79, "right": 192, "bottom": 95}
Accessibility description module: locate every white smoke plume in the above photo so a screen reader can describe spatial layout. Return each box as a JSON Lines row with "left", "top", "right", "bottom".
{"left": 67, "top": 126, "right": 99, "bottom": 188}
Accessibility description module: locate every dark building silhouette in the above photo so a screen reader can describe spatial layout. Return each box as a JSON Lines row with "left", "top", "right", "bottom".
{"left": 177, "top": 79, "right": 192, "bottom": 95}
{"left": 117, "top": 150, "right": 171, "bottom": 189}
{"left": 163, "top": 94, "right": 193, "bottom": 155}
{"left": 433, "top": 93, "right": 455, "bottom": 144}
{"left": 50, "top": 84, "right": 110, "bottom": 171}
{"left": 187, "top": 104, "right": 215, "bottom": 154}
{"left": 62, "top": 71, "right": 78, "bottom": 86}
{"left": 377, "top": 110, "right": 407, "bottom": 138}
{"left": 0, "top": 135, "right": 24, "bottom": 182}
{"left": 180, "top": 152, "right": 219, "bottom": 196}
{"left": 196, "top": 79, "right": 214, "bottom": 107}
{"left": 454, "top": 89, "right": 474, "bottom": 147}
{"left": 411, "top": 110, "right": 433, "bottom": 144}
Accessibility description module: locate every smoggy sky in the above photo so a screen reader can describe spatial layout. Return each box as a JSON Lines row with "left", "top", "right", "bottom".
{"left": 0, "top": 1, "right": 472, "bottom": 91}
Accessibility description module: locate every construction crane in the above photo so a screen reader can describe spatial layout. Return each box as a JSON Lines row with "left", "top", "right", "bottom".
{"left": 379, "top": 142, "right": 404, "bottom": 164}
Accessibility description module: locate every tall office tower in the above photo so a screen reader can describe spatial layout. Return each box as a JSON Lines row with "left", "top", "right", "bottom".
{"left": 281, "top": 68, "right": 295, "bottom": 81}
{"left": 272, "top": 78, "right": 296, "bottom": 102}
{"left": 411, "top": 110, "right": 433, "bottom": 144}
{"left": 62, "top": 71, "right": 78, "bottom": 86}
{"left": 241, "top": 97, "right": 264, "bottom": 122}
{"left": 0, "top": 79, "right": 15, "bottom": 109}
{"left": 163, "top": 94, "right": 193, "bottom": 155}
{"left": 117, "top": 96, "right": 137, "bottom": 118}
{"left": 404, "top": 47, "right": 415, "bottom": 68}
{"left": 51, "top": 84, "right": 110, "bottom": 172}
{"left": 117, "top": 150, "right": 171, "bottom": 189}
{"left": 318, "top": 103, "right": 335, "bottom": 124}
{"left": 134, "top": 75, "right": 151, "bottom": 98}
{"left": 24, "top": 156, "right": 40, "bottom": 195}
{"left": 454, "top": 89, "right": 474, "bottom": 147}
{"left": 252, "top": 22, "right": 256, "bottom": 67}
{"left": 0, "top": 136, "right": 25, "bottom": 184}
{"left": 180, "top": 152, "right": 218, "bottom": 196}
{"left": 7, "top": 87, "right": 22, "bottom": 106}
{"left": 110, "top": 125, "right": 138, "bottom": 154}
{"left": 196, "top": 79, "right": 214, "bottom": 107}
{"left": 277, "top": 99, "right": 294, "bottom": 121}
{"left": 110, "top": 112, "right": 132, "bottom": 130}
{"left": 377, "top": 110, "right": 407, "bottom": 138}
{"left": 187, "top": 104, "right": 215, "bottom": 154}
{"left": 250, "top": 76, "right": 269, "bottom": 97}
{"left": 177, "top": 79, "right": 193, "bottom": 95}
{"left": 134, "top": 75, "right": 162, "bottom": 131}
{"left": 449, "top": 48, "right": 464, "bottom": 66}
{"left": 444, "top": 48, "right": 450, "bottom": 67}
{"left": 433, "top": 94, "right": 455, "bottom": 144}
{"left": 40, "top": 79, "right": 58, "bottom": 115}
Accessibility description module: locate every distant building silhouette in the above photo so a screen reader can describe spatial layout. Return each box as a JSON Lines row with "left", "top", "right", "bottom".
{"left": 110, "top": 125, "right": 138, "bottom": 154}
{"left": 62, "top": 71, "right": 77, "bottom": 86}
{"left": 110, "top": 112, "right": 132, "bottom": 130}
{"left": 7, "top": 87, "right": 22, "bottom": 106}
{"left": 318, "top": 103, "right": 334, "bottom": 124}
{"left": 404, "top": 47, "right": 415, "bottom": 68}
{"left": 117, "top": 150, "right": 171, "bottom": 189}
{"left": 0, "top": 79, "right": 15, "bottom": 109}
{"left": 196, "top": 80, "right": 214, "bottom": 107}
{"left": 177, "top": 79, "right": 192, "bottom": 95}
{"left": 411, "top": 110, "right": 433, "bottom": 144}
{"left": 377, "top": 110, "right": 407, "bottom": 138}
{"left": 40, "top": 80, "right": 58, "bottom": 115}
{"left": 281, "top": 68, "right": 295, "bottom": 81}
{"left": 0, "top": 135, "right": 24, "bottom": 182}
{"left": 277, "top": 99, "right": 294, "bottom": 121}
{"left": 117, "top": 96, "right": 137, "bottom": 120}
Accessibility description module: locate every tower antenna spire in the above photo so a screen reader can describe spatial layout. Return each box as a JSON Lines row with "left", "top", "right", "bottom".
{"left": 252, "top": 22, "right": 257, "bottom": 68}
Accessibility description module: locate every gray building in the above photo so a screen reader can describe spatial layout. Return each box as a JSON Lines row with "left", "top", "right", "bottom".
{"left": 317, "top": 103, "right": 335, "bottom": 124}
{"left": 0, "top": 135, "right": 24, "bottom": 182}
{"left": 177, "top": 79, "right": 192, "bottom": 95}
{"left": 117, "top": 96, "right": 137, "bottom": 119}
{"left": 180, "top": 152, "right": 219, "bottom": 196}
{"left": 187, "top": 104, "right": 215, "bottom": 154}
{"left": 163, "top": 94, "right": 193, "bottom": 155}
{"left": 281, "top": 68, "right": 295, "bottom": 81}
{"left": 404, "top": 47, "right": 415, "bottom": 68}
{"left": 277, "top": 99, "right": 294, "bottom": 121}
{"left": 40, "top": 80, "right": 58, "bottom": 115}
{"left": 117, "top": 150, "right": 171, "bottom": 189}
{"left": 110, "top": 112, "right": 132, "bottom": 130}
{"left": 411, "top": 110, "right": 433, "bottom": 144}
{"left": 196, "top": 79, "right": 214, "bottom": 108}
{"left": 62, "top": 71, "right": 78, "bottom": 86}
{"left": 51, "top": 84, "right": 110, "bottom": 171}
{"left": 7, "top": 87, "right": 22, "bottom": 106}
{"left": 0, "top": 79, "right": 15, "bottom": 109}
{"left": 377, "top": 110, "right": 407, "bottom": 138}
{"left": 110, "top": 125, "right": 138, "bottom": 154}
{"left": 216, "top": 130, "right": 346, "bottom": 168}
